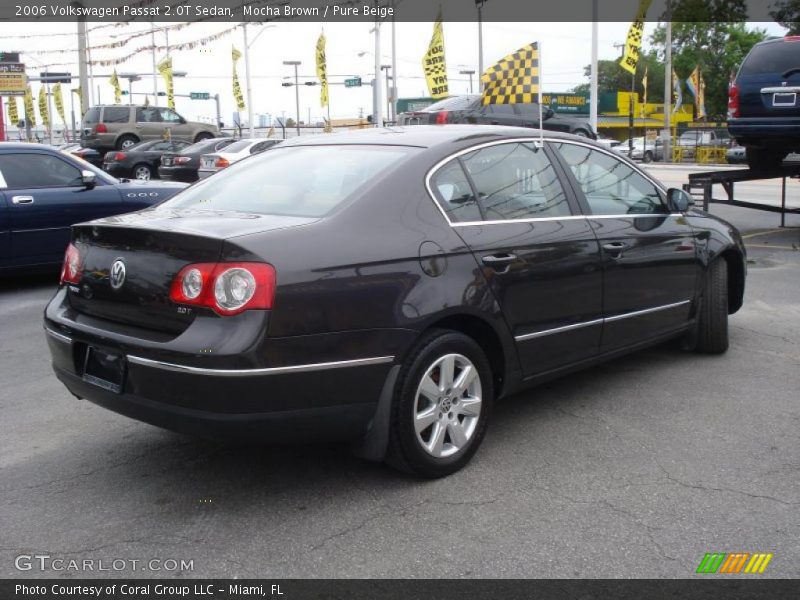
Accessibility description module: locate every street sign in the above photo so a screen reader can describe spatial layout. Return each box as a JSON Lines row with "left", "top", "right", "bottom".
{"left": 0, "top": 63, "right": 26, "bottom": 96}
{"left": 344, "top": 77, "right": 362, "bottom": 88}
{"left": 0, "top": 52, "right": 20, "bottom": 62}
{"left": 39, "top": 72, "right": 72, "bottom": 83}
{"left": 190, "top": 92, "right": 210, "bottom": 100}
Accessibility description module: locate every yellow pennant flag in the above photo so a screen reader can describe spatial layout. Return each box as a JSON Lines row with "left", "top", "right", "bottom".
{"left": 686, "top": 66, "right": 707, "bottom": 119}
{"left": 620, "top": 0, "right": 652, "bottom": 75}
{"left": 52, "top": 83, "right": 66, "bottom": 129}
{"left": 24, "top": 86, "right": 36, "bottom": 128}
{"left": 157, "top": 57, "right": 175, "bottom": 110}
{"left": 110, "top": 69, "right": 122, "bottom": 104}
{"left": 232, "top": 46, "right": 245, "bottom": 111}
{"left": 481, "top": 42, "right": 540, "bottom": 106}
{"left": 38, "top": 84, "right": 50, "bottom": 128}
{"left": 316, "top": 31, "right": 329, "bottom": 108}
{"left": 7, "top": 96, "right": 19, "bottom": 125}
{"left": 641, "top": 66, "right": 648, "bottom": 117}
{"left": 422, "top": 10, "right": 448, "bottom": 99}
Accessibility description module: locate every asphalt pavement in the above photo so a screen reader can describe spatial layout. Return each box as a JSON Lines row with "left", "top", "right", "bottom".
{"left": 1, "top": 167, "right": 798, "bottom": 578}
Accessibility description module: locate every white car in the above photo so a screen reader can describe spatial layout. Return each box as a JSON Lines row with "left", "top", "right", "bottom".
{"left": 198, "top": 138, "right": 281, "bottom": 179}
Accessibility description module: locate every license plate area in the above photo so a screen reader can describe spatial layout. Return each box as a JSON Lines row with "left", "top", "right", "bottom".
{"left": 162, "top": 157, "right": 172, "bottom": 166}
{"left": 82, "top": 347, "right": 125, "bottom": 394}
{"left": 202, "top": 159, "right": 214, "bottom": 168}
{"left": 773, "top": 92, "right": 796, "bottom": 107}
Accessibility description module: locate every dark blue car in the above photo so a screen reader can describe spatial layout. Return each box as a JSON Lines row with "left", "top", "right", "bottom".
{"left": 0, "top": 143, "right": 187, "bottom": 272}
{"left": 728, "top": 36, "right": 800, "bottom": 169}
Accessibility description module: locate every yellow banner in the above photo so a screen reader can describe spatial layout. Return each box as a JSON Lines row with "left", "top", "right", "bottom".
{"left": 687, "top": 66, "right": 706, "bottom": 119}
{"left": 620, "top": 0, "right": 652, "bottom": 75}
{"left": 7, "top": 95, "right": 19, "bottom": 125}
{"left": 38, "top": 84, "right": 50, "bottom": 128}
{"left": 52, "top": 83, "right": 66, "bottom": 127}
{"left": 110, "top": 69, "right": 122, "bottom": 104}
{"left": 157, "top": 57, "right": 175, "bottom": 110}
{"left": 24, "top": 86, "right": 35, "bottom": 128}
{"left": 422, "top": 11, "right": 448, "bottom": 99}
{"left": 316, "top": 32, "right": 329, "bottom": 108}
{"left": 232, "top": 46, "right": 245, "bottom": 111}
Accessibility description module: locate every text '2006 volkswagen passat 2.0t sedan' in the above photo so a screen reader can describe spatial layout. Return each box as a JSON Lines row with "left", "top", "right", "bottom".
{"left": 44, "top": 126, "right": 746, "bottom": 477}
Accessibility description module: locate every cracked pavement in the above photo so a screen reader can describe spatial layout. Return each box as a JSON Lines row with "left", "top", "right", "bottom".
{"left": 1, "top": 189, "right": 798, "bottom": 578}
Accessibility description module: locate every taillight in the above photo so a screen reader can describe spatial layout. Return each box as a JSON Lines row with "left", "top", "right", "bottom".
{"left": 113, "top": 152, "right": 126, "bottom": 161}
{"left": 170, "top": 262, "right": 276, "bottom": 316}
{"left": 174, "top": 156, "right": 191, "bottom": 164}
{"left": 60, "top": 243, "right": 83, "bottom": 285}
{"left": 435, "top": 110, "right": 449, "bottom": 124}
{"left": 95, "top": 123, "right": 107, "bottom": 133}
{"left": 728, "top": 83, "right": 740, "bottom": 119}
{"left": 215, "top": 157, "right": 230, "bottom": 168}
{"left": 785, "top": 35, "right": 800, "bottom": 41}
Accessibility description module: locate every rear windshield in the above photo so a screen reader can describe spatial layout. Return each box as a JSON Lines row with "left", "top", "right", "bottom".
{"left": 221, "top": 140, "right": 256, "bottom": 153}
{"left": 423, "top": 96, "right": 479, "bottom": 112}
{"left": 177, "top": 138, "right": 234, "bottom": 155}
{"left": 83, "top": 107, "right": 100, "bottom": 124}
{"left": 160, "top": 145, "right": 418, "bottom": 218}
{"left": 740, "top": 40, "right": 800, "bottom": 76}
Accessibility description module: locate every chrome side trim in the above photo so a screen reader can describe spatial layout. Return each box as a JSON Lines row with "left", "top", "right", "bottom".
{"left": 514, "top": 300, "right": 691, "bottom": 343}
{"left": 761, "top": 86, "right": 800, "bottom": 93}
{"left": 45, "top": 327, "right": 72, "bottom": 344}
{"left": 424, "top": 136, "right": 670, "bottom": 228}
{"left": 514, "top": 318, "right": 604, "bottom": 342}
{"left": 126, "top": 354, "right": 395, "bottom": 377}
{"left": 603, "top": 300, "right": 691, "bottom": 323}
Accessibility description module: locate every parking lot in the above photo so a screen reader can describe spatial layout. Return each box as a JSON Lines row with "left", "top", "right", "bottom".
{"left": 1, "top": 165, "right": 798, "bottom": 579}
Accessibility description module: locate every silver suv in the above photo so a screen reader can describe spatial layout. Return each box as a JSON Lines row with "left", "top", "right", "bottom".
{"left": 81, "top": 105, "right": 219, "bottom": 151}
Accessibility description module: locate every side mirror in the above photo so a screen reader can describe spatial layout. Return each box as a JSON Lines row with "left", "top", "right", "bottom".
{"left": 81, "top": 170, "right": 97, "bottom": 188}
{"left": 544, "top": 107, "right": 555, "bottom": 120}
{"left": 667, "top": 188, "right": 694, "bottom": 212}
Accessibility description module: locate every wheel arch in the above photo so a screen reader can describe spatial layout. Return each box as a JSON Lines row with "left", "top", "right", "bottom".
{"left": 720, "top": 248, "right": 745, "bottom": 314}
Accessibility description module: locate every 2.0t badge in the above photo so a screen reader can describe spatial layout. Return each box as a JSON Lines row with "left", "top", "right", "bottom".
{"left": 109, "top": 259, "right": 126, "bottom": 290}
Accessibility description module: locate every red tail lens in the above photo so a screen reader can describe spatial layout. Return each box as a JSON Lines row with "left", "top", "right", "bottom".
{"left": 785, "top": 35, "right": 800, "bottom": 42}
{"left": 113, "top": 152, "right": 126, "bottom": 161}
{"left": 215, "top": 157, "right": 230, "bottom": 168}
{"left": 95, "top": 123, "right": 107, "bottom": 133}
{"left": 728, "top": 83, "right": 740, "bottom": 119}
{"left": 174, "top": 156, "right": 191, "bottom": 164}
{"left": 60, "top": 243, "right": 83, "bottom": 285}
{"left": 435, "top": 111, "right": 449, "bottom": 124}
{"left": 170, "top": 262, "right": 276, "bottom": 316}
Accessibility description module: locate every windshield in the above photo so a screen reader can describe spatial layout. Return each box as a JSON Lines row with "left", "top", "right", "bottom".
{"left": 740, "top": 40, "right": 800, "bottom": 76}
{"left": 160, "top": 145, "right": 418, "bottom": 218}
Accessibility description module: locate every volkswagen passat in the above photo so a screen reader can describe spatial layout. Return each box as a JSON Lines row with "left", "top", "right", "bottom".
{"left": 44, "top": 126, "right": 746, "bottom": 478}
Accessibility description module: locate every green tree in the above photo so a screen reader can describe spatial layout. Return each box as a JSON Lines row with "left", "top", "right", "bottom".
{"left": 570, "top": 52, "right": 665, "bottom": 102}
{"left": 770, "top": 0, "right": 800, "bottom": 35}
{"left": 650, "top": 12, "right": 766, "bottom": 119}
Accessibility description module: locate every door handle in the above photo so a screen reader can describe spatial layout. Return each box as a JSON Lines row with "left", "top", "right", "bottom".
{"left": 602, "top": 242, "right": 628, "bottom": 257}
{"left": 481, "top": 253, "right": 518, "bottom": 270}
{"left": 11, "top": 195, "right": 34, "bottom": 205}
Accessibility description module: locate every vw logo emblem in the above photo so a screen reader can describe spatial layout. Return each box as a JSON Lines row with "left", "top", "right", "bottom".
{"left": 110, "top": 259, "right": 126, "bottom": 290}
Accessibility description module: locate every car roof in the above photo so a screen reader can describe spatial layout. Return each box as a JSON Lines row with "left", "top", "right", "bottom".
{"left": 0, "top": 142, "right": 60, "bottom": 152}
{"left": 276, "top": 125, "right": 585, "bottom": 149}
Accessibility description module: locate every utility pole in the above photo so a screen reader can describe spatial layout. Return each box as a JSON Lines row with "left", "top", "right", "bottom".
{"left": 476, "top": 0, "right": 486, "bottom": 83}
{"left": 77, "top": 18, "right": 89, "bottom": 115}
{"left": 590, "top": 0, "right": 598, "bottom": 135}
{"left": 662, "top": 6, "right": 673, "bottom": 163}
{"left": 243, "top": 24, "right": 254, "bottom": 137}
{"left": 373, "top": 5, "right": 384, "bottom": 128}
{"left": 283, "top": 60, "right": 301, "bottom": 135}
{"left": 150, "top": 22, "right": 159, "bottom": 106}
{"left": 390, "top": 4, "right": 397, "bottom": 122}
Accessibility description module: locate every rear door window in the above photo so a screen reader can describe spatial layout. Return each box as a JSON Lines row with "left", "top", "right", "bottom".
{"left": 430, "top": 160, "right": 482, "bottom": 223}
{"left": 83, "top": 107, "right": 100, "bottom": 125}
{"left": 136, "top": 107, "right": 162, "bottom": 123}
{"left": 102, "top": 106, "right": 130, "bottom": 123}
{"left": 0, "top": 153, "right": 83, "bottom": 188}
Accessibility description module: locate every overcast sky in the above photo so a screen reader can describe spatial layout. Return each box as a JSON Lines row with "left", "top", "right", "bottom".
{"left": 0, "top": 19, "right": 785, "bottom": 128}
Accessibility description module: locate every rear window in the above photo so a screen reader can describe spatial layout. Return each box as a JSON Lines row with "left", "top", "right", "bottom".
{"left": 740, "top": 40, "right": 800, "bottom": 76}
{"left": 160, "top": 145, "right": 418, "bottom": 218}
{"left": 423, "top": 96, "right": 479, "bottom": 112}
{"left": 222, "top": 140, "right": 256, "bottom": 153}
{"left": 83, "top": 107, "right": 100, "bottom": 124}
{"left": 178, "top": 138, "right": 234, "bottom": 155}
{"left": 103, "top": 106, "right": 130, "bottom": 123}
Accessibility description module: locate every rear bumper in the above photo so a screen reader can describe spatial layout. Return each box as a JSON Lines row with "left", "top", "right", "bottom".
{"left": 728, "top": 118, "right": 800, "bottom": 146}
{"left": 102, "top": 163, "right": 128, "bottom": 177}
{"left": 44, "top": 288, "right": 411, "bottom": 441}
{"left": 158, "top": 166, "right": 197, "bottom": 181}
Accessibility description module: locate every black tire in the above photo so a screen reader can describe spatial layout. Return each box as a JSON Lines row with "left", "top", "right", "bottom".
{"left": 132, "top": 163, "right": 152, "bottom": 181}
{"left": 116, "top": 134, "right": 139, "bottom": 151}
{"left": 386, "top": 329, "right": 493, "bottom": 478}
{"left": 643, "top": 150, "right": 654, "bottom": 163}
{"left": 693, "top": 258, "right": 729, "bottom": 354}
{"left": 194, "top": 132, "right": 214, "bottom": 143}
{"left": 746, "top": 147, "right": 786, "bottom": 170}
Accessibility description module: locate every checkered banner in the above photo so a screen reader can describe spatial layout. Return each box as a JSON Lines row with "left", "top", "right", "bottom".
{"left": 619, "top": 0, "right": 652, "bottom": 75}
{"left": 480, "top": 42, "right": 540, "bottom": 106}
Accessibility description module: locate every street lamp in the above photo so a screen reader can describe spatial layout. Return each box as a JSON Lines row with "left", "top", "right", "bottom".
{"left": 459, "top": 69, "right": 475, "bottom": 94}
{"left": 475, "top": 0, "right": 488, "bottom": 82}
{"left": 283, "top": 60, "right": 301, "bottom": 136}
{"left": 381, "top": 64, "right": 392, "bottom": 124}
{"left": 243, "top": 24, "right": 277, "bottom": 137}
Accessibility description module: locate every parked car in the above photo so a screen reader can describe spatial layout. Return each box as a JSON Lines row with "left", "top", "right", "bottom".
{"left": 69, "top": 147, "right": 104, "bottom": 168}
{"left": 676, "top": 130, "right": 730, "bottom": 159}
{"left": 102, "top": 139, "right": 192, "bottom": 181}
{"left": 198, "top": 138, "right": 281, "bottom": 179}
{"left": 631, "top": 138, "right": 664, "bottom": 162}
{"left": 0, "top": 143, "right": 187, "bottom": 272}
{"left": 80, "top": 105, "right": 219, "bottom": 152}
{"left": 595, "top": 137, "right": 622, "bottom": 151}
{"left": 56, "top": 143, "right": 81, "bottom": 153}
{"left": 728, "top": 36, "right": 800, "bottom": 170}
{"left": 43, "top": 125, "right": 746, "bottom": 477}
{"left": 726, "top": 145, "right": 747, "bottom": 164}
{"left": 159, "top": 137, "right": 236, "bottom": 182}
{"left": 397, "top": 95, "right": 596, "bottom": 138}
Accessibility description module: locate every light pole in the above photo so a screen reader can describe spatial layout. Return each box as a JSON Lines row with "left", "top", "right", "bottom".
{"left": 118, "top": 73, "right": 141, "bottom": 105}
{"left": 476, "top": 0, "right": 487, "bottom": 82}
{"left": 243, "top": 24, "right": 276, "bottom": 137}
{"left": 459, "top": 69, "right": 475, "bottom": 94}
{"left": 283, "top": 60, "right": 301, "bottom": 135}
{"left": 381, "top": 64, "right": 391, "bottom": 123}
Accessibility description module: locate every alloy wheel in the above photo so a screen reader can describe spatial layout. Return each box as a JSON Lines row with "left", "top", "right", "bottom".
{"left": 413, "top": 353, "right": 482, "bottom": 458}
{"left": 134, "top": 166, "right": 151, "bottom": 180}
